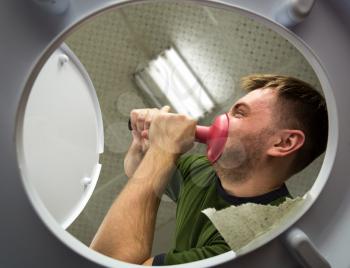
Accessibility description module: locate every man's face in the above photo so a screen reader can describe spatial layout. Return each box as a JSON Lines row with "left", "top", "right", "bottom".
{"left": 215, "top": 88, "right": 279, "bottom": 175}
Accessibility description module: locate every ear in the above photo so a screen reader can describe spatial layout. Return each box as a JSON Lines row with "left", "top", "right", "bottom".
{"left": 267, "top": 129, "right": 305, "bottom": 157}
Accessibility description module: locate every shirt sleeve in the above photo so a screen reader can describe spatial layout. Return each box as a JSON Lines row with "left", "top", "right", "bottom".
{"left": 152, "top": 253, "right": 166, "bottom": 266}
{"left": 164, "top": 154, "right": 204, "bottom": 203}
{"left": 152, "top": 241, "right": 232, "bottom": 266}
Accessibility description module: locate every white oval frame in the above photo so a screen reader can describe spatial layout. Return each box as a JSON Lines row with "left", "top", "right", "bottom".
{"left": 15, "top": 0, "right": 338, "bottom": 267}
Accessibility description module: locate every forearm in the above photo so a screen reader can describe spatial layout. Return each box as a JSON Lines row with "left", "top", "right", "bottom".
{"left": 124, "top": 144, "right": 144, "bottom": 178}
{"left": 90, "top": 147, "right": 178, "bottom": 264}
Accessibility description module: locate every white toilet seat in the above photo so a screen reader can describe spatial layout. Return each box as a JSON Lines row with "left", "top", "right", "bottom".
{"left": 21, "top": 44, "right": 104, "bottom": 229}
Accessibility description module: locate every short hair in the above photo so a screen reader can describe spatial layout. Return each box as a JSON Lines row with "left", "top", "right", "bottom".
{"left": 240, "top": 74, "right": 328, "bottom": 175}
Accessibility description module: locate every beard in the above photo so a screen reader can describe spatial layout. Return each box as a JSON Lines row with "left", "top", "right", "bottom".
{"left": 213, "top": 128, "right": 273, "bottom": 182}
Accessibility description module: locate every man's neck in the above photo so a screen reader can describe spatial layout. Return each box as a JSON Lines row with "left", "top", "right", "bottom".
{"left": 215, "top": 167, "right": 284, "bottom": 198}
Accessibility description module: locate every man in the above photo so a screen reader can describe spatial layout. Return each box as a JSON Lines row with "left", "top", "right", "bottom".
{"left": 90, "top": 74, "right": 328, "bottom": 266}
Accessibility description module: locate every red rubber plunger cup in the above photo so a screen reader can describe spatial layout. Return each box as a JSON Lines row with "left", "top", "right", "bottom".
{"left": 195, "top": 113, "right": 230, "bottom": 163}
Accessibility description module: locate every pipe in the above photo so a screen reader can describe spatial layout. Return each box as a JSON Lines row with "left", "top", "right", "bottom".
{"left": 31, "top": 0, "right": 70, "bottom": 15}
{"left": 274, "top": 0, "right": 316, "bottom": 28}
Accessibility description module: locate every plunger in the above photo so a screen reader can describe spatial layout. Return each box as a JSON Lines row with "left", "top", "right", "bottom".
{"left": 194, "top": 113, "right": 230, "bottom": 163}
{"left": 128, "top": 113, "right": 230, "bottom": 163}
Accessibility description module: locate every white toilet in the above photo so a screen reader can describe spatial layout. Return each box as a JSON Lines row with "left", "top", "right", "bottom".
{"left": 1, "top": 0, "right": 350, "bottom": 268}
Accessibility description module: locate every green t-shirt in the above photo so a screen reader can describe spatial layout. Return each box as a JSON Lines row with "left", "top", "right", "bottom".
{"left": 152, "top": 154, "right": 290, "bottom": 266}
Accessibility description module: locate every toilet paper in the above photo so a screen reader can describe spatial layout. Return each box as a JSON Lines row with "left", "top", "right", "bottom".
{"left": 202, "top": 196, "right": 305, "bottom": 253}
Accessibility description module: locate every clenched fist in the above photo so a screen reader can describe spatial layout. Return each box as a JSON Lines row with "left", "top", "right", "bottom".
{"left": 148, "top": 113, "right": 197, "bottom": 155}
{"left": 124, "top": 106, "right": 171, "bottom": 178}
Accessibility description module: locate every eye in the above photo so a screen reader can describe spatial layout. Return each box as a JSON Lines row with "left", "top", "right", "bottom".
{"left": 233, "top": 109, "right": 245, "bottom": 118}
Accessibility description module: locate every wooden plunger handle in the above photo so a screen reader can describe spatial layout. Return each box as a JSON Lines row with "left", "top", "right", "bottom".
{"left": 128, "top": 118, "right": 132, "bottom": 131}
{"left": 128, "top": 117, "right": 207, "bottom": 143}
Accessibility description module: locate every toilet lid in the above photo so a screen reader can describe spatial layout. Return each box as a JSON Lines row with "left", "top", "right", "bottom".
{"left": 22, "top": 44, "right": 104, "bottom": 229}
